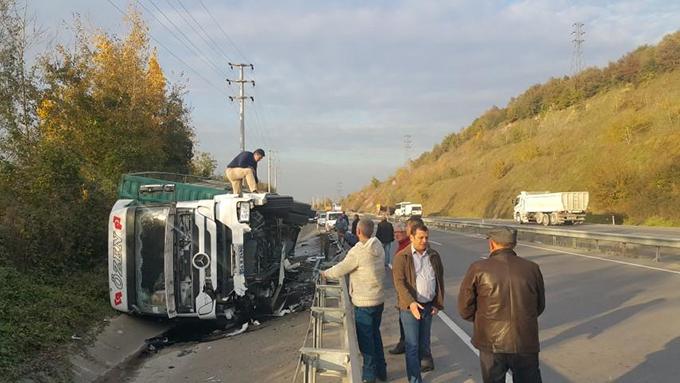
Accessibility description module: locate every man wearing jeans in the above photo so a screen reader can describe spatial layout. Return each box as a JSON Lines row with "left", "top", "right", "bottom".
{"left": 321, "top": 219, "right": 387, "bottom": 383}
{"left": 392, "top": 223, "right": 445, "bottom": 383}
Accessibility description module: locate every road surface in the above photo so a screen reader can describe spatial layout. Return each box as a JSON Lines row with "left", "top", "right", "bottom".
{"left": 115, "top": 227, "right": 680, "bottom": 382}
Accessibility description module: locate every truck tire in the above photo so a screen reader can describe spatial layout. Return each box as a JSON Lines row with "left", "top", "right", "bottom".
{"left": 550, "top": 212, "right": 559, "bottom": 225}
{"left": 515, "top": 213, "right": 521, "bottom": 223}
{"left": 542, "top": 213, "right": 551, "bottom": 226}
{"left": 536, "top": 213, "right": 544, "bottom": 225}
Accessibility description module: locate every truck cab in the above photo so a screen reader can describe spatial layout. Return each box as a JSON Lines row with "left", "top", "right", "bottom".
{"left": 108, "top": 173, "right": 314, "bottom": 320}
{"left": 394, "top": 201, "right": 423, "bottom": 219}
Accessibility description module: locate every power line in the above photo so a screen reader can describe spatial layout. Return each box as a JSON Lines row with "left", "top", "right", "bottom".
{"left": 141, "top": 0, "right": 224, "bottom": 76}
{"left": 105, "top": 0, "right": 228, "bottom": 97}
{"left": 197, "top": 0, "right": 251, "bottom": 63}
{"left": 172, "top": 0, "right": 234, "bottom": 63}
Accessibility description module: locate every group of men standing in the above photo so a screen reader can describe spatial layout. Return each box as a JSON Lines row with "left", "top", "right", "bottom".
{"left": 322, "top": 216, "right": 545, "bottom": 383}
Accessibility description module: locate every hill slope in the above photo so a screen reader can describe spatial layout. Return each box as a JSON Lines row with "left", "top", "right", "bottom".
{"left": 345, "top": 31, "right": 680, "bottom": 226}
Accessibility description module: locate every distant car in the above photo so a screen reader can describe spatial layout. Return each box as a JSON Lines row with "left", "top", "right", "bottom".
{"left": 325, "top": 211, "right": 342, "bottom": 231}
{"left": 308, "top": 210, "right": 319, "bottom": 223}
{"left": 317, "top": 212, "right": 327, "bottom": 228}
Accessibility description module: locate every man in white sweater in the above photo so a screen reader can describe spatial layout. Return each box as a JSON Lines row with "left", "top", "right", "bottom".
{"left": 321, "top": 219, "right": 387, "bottom": 383}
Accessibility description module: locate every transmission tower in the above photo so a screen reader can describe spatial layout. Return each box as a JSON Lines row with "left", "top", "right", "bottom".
{"left": 403, "top": 134, "right": 413, "bottom": 163}
{"left": 227, "top": 63, "right": 255, "bottom": 152}
{"left": 570, "top": 22, "right": 585, "bottom": 76}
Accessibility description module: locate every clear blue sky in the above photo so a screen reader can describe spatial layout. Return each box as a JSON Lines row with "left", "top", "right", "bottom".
{"left": 29, "top": 0, "right": 680, "bottom": 202}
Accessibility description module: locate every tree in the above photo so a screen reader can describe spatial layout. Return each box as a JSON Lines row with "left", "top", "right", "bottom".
{"left": 191, "top": 151, "right": 217, "bottom": 177}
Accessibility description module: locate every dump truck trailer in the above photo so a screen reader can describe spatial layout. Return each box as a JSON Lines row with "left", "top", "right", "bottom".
{"left": 108, "top": 172, "right": 314, "bottom": 321}
{"left": 513, "top": 191, "right": 589, "bottom": 226}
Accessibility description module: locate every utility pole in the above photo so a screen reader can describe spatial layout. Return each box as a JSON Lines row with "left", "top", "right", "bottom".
{"left": 267, "top": 151, "right": 272, "bottom": 193}
{"left": 570, "top": 23, "right": 585, "bottom": 76}
{"left": 270, "top": 150, "right": 277, "bottom": 192}
{"left": 227, "top": 63, "right": 255, "bottom": 151}
{"left": 403, "top": 134, "right": 413, "bottom": 163}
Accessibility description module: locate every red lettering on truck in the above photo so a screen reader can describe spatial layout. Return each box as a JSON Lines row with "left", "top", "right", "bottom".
{"left": 113, "top": 216, "right": 122, "bottom": 230}
{"left": 114, "top": 291, "right": 122, "bottom": 305}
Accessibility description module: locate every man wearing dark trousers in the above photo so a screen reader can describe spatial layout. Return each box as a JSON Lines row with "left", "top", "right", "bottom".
{"left": 392, "top": 223, "right": 444, "bottom": 383}
{"left": 321, "top": 219, "right": 387, "bottom": 383}
{"left": 375, "top": 215, "right": 394, "bottom": 266}
{"left": 458, "top": 227, "right": 545, "bottom": 383}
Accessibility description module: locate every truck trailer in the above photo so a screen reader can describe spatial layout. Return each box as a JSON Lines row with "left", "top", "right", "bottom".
{"left": 513, "top": 191, "right": 589, "bottom": 226}
{"left": 108, "top": 172, "right": 314, "bottom": 321}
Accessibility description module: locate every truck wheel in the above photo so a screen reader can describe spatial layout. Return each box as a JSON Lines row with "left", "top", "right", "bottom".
{"left": 542, "top": 213, "right": 551, "bottom": 226}
{"left": 536, "top": 213, "right": 544, "bottom": 225}
{"left": 515, "top": 213, "right": 522, "bottom": 223}
{"left": 550, "top": 212, "right": 559, "bottom": 225}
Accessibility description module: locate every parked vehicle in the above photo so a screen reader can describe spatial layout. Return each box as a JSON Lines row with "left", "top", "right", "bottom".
{"left": 317, "top": 211, "right": 327, "bottom": 228}
{"left": 394, "top": 201, "right": 423, "bottom": 219}
{"left": 324, "top": 211, "right": 342, "bottom": 231}
{"left": 108, "top": 172, "right": 314, "bottom": 321}
{"left": 513, "top": 191, "right": 589, "bottom": 226}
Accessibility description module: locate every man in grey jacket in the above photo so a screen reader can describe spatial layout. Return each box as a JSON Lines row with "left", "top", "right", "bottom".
{"left": 322, "top": 219, "right": 387, "bottom": 383}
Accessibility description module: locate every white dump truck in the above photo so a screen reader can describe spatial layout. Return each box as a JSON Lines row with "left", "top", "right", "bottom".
{"left": 394, "top": 201, "right": 423, "bottom": 219}
{"left": 513, "top": 191, "right": 589, "bottom": 226}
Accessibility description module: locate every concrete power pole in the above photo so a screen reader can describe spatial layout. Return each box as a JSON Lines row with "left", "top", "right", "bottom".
{"left": 227, "top": 63, "right": 255, "bottom": 151}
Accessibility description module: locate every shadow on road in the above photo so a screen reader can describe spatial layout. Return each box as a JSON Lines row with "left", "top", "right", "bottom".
{"left": 615, "top": 336, "right": 680, "bottom": 382}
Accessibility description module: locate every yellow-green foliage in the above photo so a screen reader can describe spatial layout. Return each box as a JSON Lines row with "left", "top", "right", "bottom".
{"left": 345, "top": 31, "right": 680, "bottom": 225}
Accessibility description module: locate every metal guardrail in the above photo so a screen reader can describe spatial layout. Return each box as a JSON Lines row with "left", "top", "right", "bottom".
{"left": 424, "top": 217, "right": 680, "bottom": 262}
{"left": 297, "top": 276, "right": 362, "bottom": 383}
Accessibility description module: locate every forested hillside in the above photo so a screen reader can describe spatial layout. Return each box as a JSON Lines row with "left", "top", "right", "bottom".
{"left": 0, "top": 3, "right": 202, "bottom": 379}
{"left": 345, "top": 31, "right": 680, "bottom": 226}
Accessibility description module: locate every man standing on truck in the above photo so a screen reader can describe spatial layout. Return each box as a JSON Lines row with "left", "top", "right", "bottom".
{"left": 321, "top": 219, "right": 387, "bottom": 383}
{"left": 225, "top": 148, "right": 265, "bottom": 195}
{"left": 458, "top": 227, "right": 545, "bottom": 383}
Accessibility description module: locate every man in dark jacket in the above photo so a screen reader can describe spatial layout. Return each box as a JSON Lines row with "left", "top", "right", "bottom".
{"left": 375, "top": 215, "right": 394, "bottom": 267}
{"left": 457, "top": 227, "right": 545, "bottom": 383}
{"left": 351, "top": 214, "right": 360, "bottom": 236}
{"left": 225, "top": 148, "right": 265, "bottom": 194}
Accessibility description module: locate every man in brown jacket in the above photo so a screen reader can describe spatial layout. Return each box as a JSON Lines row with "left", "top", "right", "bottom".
{"left": 457, "top": 227, "right": 545, "bottom": 383}
{"left": 392, "top": 223, "right": 444, "bottom": 383}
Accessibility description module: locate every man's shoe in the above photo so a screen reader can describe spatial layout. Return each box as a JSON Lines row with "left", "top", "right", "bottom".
{"left": 377, "top": 374, "right": 387, "bottom": 382}
{"left": 388, "top": 341, "right": 405, "bottom": 354}
{"left": 421, "top": 355, "right": 434, "bottom": 372}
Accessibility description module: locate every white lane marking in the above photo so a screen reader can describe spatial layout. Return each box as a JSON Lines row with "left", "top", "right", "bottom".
{"left": 432, "top": 227, "right": 680, "bottom": 276}
{"left": 430, "top": 240, "right": 443, "bottom": 246}
{"left": 389, "top": 261, "right": 513, "bottom": 381}
{"left": 437, "top": 311, "right": 478, "bottom": 356}
{"left": 437, "top": 312, "right": 513, "bottom": 382}
{"left": 519, "top": 243, "right": 680, "bottom": 276}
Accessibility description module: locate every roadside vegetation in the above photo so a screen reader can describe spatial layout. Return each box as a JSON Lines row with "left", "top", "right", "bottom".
{"left": 0, "top": 2, "right": 206, "bottom": 380}
{"left": 345, "top": 31, "right": 680, "bottom": 226}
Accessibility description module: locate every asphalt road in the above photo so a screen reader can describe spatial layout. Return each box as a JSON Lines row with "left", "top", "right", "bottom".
{"left": 117, "top": 227, "right": 680, "bottom": 383}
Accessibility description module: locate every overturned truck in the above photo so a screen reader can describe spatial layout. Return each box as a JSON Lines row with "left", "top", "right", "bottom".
{"left": 108, "top": 172, "right": 315, "bottom": 321}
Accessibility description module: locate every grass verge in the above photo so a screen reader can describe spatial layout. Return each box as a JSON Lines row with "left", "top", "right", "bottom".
{"left": 0, "top": 264, "right": 114, "bottom": 383}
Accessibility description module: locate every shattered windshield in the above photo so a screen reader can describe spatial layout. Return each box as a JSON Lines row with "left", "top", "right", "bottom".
{"left": 134, "top": 207, "right": 169, "bottom": 314}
